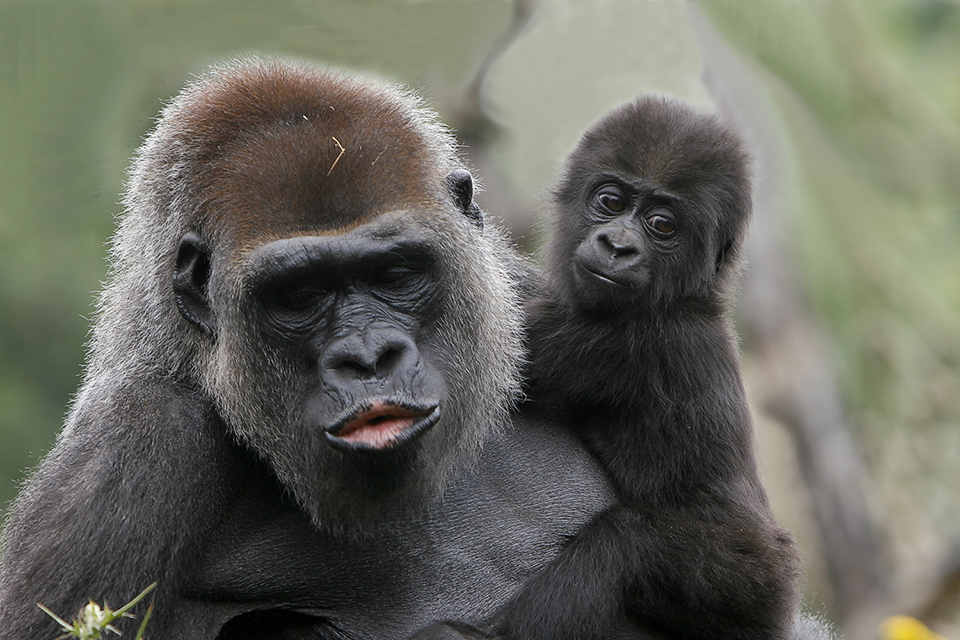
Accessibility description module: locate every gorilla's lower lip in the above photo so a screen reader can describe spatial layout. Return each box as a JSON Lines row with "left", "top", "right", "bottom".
{"left": 580, "top": 263, "right": 627, "bottom": 287}
{"left": 324, "top": 402, "right": 440, "bottom": 453}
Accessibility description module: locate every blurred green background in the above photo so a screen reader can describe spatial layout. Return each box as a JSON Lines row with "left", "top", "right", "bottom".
{"left": 2, "top": 0, "right": 959, "bottom": 638}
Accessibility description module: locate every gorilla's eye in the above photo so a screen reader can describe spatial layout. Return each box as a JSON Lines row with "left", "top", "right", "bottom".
{"left": 276, "top": 283, "right": 325, "bottom": 311}
{"left": 374, "top": 264, "right": 420, "bottom": 286}
{"left": 644, "top": 209, "right": 677, "bottom": 238}
{"left": 595, "top": 187, "right": 626, "bottom": 214}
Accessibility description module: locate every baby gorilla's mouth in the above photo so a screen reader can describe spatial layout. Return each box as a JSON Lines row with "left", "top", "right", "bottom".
{"left": 324, "top": 402, "right": 440, "bottom": 453}
{"left": 581, "top": 263, "right": 627, "bottom": 287}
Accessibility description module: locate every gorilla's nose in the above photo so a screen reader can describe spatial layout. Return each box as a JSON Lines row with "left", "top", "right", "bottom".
{"left": 594, "top": 228, "right": 642, "bottom": 269}
{"left": 322, "top": 326, "right": 419, "bottom": 383}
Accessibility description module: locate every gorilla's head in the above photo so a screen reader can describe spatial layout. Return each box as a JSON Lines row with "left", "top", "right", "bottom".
{"left": 94, "top": 59, "right": 525, "bottom": 530}
{"left": 549, "top": 96, "right": 751, "bottom": 314}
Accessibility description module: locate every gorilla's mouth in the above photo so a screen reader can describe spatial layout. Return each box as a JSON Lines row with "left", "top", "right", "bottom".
{"left": 578, "top": 262, "right": 630, "bottom": 289}
{"left": 324, "top": 402, "right": 440, "bottom": 453}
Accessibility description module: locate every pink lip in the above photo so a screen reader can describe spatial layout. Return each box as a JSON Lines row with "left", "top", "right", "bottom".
{"left": 335, "top": 403, "right": 423, "bottom": 448}
{"left": 323, "top": 401, "right": 442, "bottom": 453}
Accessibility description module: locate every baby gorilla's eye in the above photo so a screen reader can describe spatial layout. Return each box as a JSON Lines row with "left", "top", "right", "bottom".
{"left": 644, "top": 208, "right": 677, "bottom": 238}
{"left": 595, "top": 186, "right": 627, "bottom": 214}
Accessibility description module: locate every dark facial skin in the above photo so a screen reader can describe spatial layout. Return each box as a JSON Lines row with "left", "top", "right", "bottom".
{"left": 570, "top": 177, "right": 685, "bottom": 311}
{"left": 229, "top": 229, "right": 447, "bottom": 453}
{"left": 172, "top": 217, "right": 455, "bottom": 508}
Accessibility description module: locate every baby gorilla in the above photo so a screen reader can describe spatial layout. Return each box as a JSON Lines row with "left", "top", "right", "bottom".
{"left": 500, "top": 97, "right": 801, "bottom": 640}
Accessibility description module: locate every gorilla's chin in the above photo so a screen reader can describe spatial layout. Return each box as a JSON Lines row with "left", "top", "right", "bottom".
{"left": 277, "top": 422, "right": 473, "bottom": 536}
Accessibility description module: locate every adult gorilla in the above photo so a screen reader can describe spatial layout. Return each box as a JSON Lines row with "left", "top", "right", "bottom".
{"left": 0, "top": 59, "right": 619, "bottom": 639}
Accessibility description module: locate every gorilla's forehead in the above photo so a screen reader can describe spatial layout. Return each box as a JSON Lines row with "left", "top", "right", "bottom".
{"left": 567, "top": 97, "right": 747, "bottom": 201}
{"left": 197, "top": 119, "right": 442, "bottom": 243}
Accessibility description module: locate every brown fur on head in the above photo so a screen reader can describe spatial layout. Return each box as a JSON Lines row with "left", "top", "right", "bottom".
{"left": 174, "top": 61, "right": 460, "bottom": 246}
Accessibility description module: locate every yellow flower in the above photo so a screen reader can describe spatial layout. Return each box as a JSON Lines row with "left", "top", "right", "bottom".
{"left": 881, "top": 616, "right": 947, "bottom": 640}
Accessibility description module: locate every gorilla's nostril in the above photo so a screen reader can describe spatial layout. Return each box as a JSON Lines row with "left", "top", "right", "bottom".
{"left": 376, "top": 347, "right": 403, "bottom": 376}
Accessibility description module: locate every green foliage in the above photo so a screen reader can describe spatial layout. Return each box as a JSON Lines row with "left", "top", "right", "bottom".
{"left": 38, "top": 583, "right": 156, "bottom": 640}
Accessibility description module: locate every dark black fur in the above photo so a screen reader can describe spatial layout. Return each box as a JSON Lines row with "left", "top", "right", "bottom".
{"left": 496, "top": 96, "right": 801, "bottom": 640}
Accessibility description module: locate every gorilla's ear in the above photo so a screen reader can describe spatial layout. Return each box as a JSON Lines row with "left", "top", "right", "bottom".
{"left": 715, "top": 239, "right": 733, "bottom": 274}
{"left": 446, "top": 169, "right": 483, "bottom": 229}
{"left": 173, "top": 232, "right": 217, "bottom": 337}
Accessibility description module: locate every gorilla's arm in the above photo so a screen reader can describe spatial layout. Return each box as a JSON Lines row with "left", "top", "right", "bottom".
{"left": 496, "top": 502, "right": 796, "bottom": 640}
{"left": 0, "top": 379, "right": 237, "bottom": 639}
{"left": 409, "top": 499, "right": 794, "bottom": 640}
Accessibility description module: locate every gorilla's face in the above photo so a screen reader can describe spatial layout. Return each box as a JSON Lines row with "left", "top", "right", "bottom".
{"left": 214, "top": 212, "right": 462, "bottom": 526}
{"left": 247, "top": 222, "right": 450, "bottom": 457}
{"left": 561, "top": 176, "right": 714, "bottom": 314}
{"left": 177, "top": 208, "right": 521, "bottom": 532}
{"left": 548, "top": 96, "right": 751, "bottom": 316}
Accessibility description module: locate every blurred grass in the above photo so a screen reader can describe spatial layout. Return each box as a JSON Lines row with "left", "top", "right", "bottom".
{"left": 701, "top": 0, "right": 960, "bottom": 598}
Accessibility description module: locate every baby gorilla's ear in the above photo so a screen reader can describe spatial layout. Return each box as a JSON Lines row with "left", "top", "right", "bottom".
{"left": 715, "top": 240, "right": 733, "bottom": 274}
